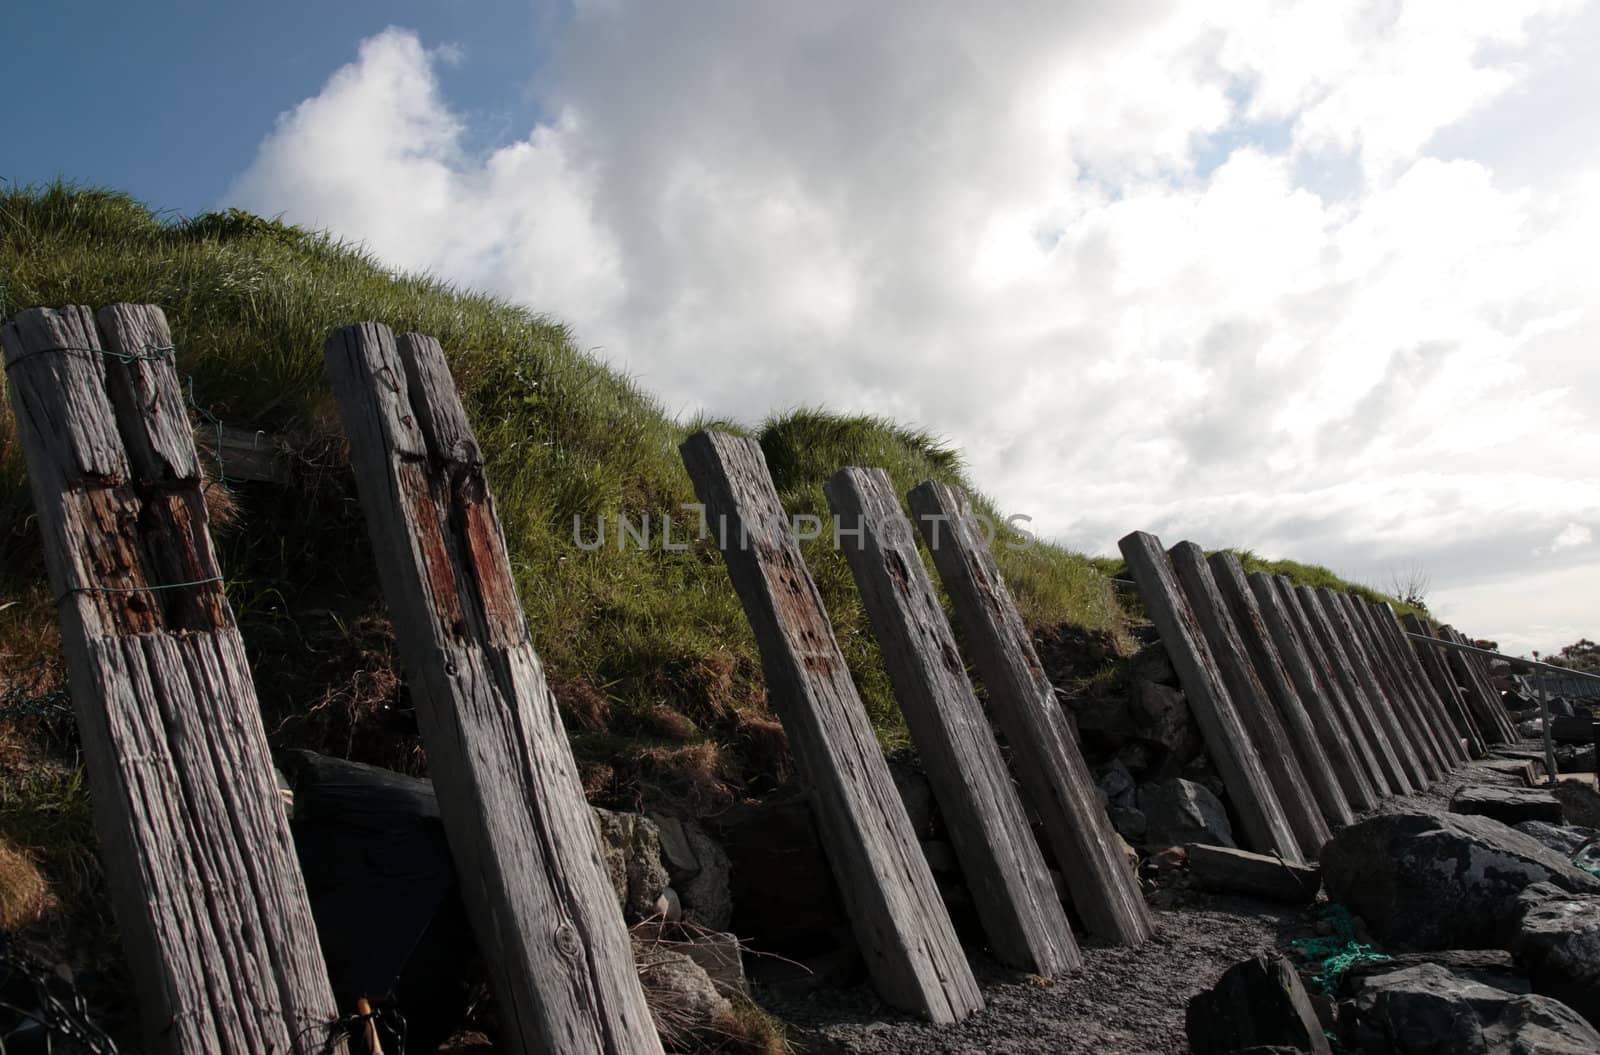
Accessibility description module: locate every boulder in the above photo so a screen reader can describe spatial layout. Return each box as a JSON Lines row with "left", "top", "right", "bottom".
{"left": 1108, "top": 806, "right": 1148, "bottom": 843}
{"left": 1139, "top": 778, "right": 1235, "bottom": 849}
{"left": 680, "top": 821, "right": 733, "bottom": 931}
{"left": 1450, "top": 785, "right": 1564, "bottom": 826}
{"left": 593, "top": 808, "right": 672, "bottom": 921}
{"left": 1553, "top": 780, "right": 1600, "bottom": 829}
{"left": 633, "top": 938, "right": 733, "bottom": 1045}
{"left": 1342, "top": 963, "right": 1600, "bottom": 1054}
{"left": 1098, "top": 760, "right": 1137, "bottom": 809}
{"left": 1547, "top": 698, "right": 1577, "bottom": 719}
{"left": 1130, "top": 679, "right": 1195, "bottom": 758}
{"left": 1512, "top": 883, "right": 1600, "bottom": 1027}
{"left": 1185, "top": 953, "right": 1331, "bottom": 1055}
{"left": 1129, "top": 641, "right": 1178, "bottom": 686}
{"left": 1555, "top": 744, "right": 1596, "bottom": 774}
{"left": 1513, "top": 821, "right": 1600, "bottom": 858}
{"left": 888, "top": 760, "right": 938, "bottom": 839}
{"left": 1339, "top": 951, "right": 1529, "bottom": 997}
{"left": 1320, "top": 812, "right": 1600, "bottom": 949}
{"left": 1187, "top": 843, "right": 1320, "bottom": 904}
{"left": 1551, "top": 716, "right": 1596, "bottom": 744}
{"left": 1518, "top": 718, "right": 1547, "bottom": 739}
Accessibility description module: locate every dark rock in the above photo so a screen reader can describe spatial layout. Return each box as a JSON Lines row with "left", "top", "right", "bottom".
{"left": 1450, "top": 785, "right": 1565, "bottom": 826}
{"left": 1130, "top": 641, "right": 1178, "bottom": 686}
{"left": 1131, "top": 679, "right": 1197, "bottom": 757}
{"left": 1339, "top": 951, "right": 1529, "bottom": 997}
{"left": 1555, "top": 744, "right": 1596, "bottom": 773}
{"left": 1547, "top": 698, "right": 1577, "bottom": 719}
{"left": 1139, "top": 778, "right": 1235, "bottom": 849}
{"left": 1551, "top": 716, "right": 1596, "bottom": 744}
{"left": 633, "top": 937, "right": 733, "bottom": 1042}
{"left": 1553, "top": 780, "right": 1600, "bottom": 829}
{"left": 1518, "top": 719, "right": 1547, "bottom": 740}
{"left": 1098, "top": 760, "right": 1137, "bottom": 809}
{"left": 1185, "top": 953, "right": 1331, "bottom": 1055}
{"left": 1512, "top": 882, "right": 1600, "bottom": 1027}
{"left": 888, "top": 759, "right": 938, "bottom": 839}
{"left": 1514, "top": 820, "right": 1600, "bottom": 858}
{"left": 1108, "top": 805, "right": 1148, "bottom": 843}
{"left": 1343, "top": 962, "right": 1600, "bottom": 1054}
{"left": 1321, "top": 812, "right": 1600, "bottom": 949}
{"left": 1187, "top": 843, "right": 1321, "bottom": 904}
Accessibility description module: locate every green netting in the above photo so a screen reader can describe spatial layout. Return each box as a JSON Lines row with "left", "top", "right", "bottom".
{"left": 1290, "top": 903, "right": 1390, "bottom": 994}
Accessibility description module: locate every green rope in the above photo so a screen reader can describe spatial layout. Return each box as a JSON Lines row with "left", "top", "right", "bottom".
{"left": 3, "top": 343, "right": 176, "bottom": 370}
{"left": 1290, "top": 903, "right": 1390, "bottom": 994}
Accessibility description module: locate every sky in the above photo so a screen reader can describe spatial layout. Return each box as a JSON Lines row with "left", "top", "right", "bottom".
{"left": 9, "top": 1, "right": 1599, "bottom": 655}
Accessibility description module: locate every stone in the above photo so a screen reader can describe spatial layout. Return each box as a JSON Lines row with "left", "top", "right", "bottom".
{"left": 633, "top": 938, "right": 734, "bottom": 1042}
{"left": 1109, "top": 806, "right": 1148, "bottom": 843}
{"left": 1187, "top": 843, "right": 1321, "bottom": 904}
{"left": 1518, "top": 719, "right": 1547, "bottom": 740}
{"left": 593, "top": 808, "right": 672, "bottom": 922}
{"left": 1320, "top": 812, "right": 1600, "bottom": 949}
{"left": 888, "top": 759, "right": 938, "bottom": 839}
{"left": 1129, "top": 641, "right": 1178, "bottom": 686}
{"left": 1451, "top": 786, "right": 1565, "bottom": 826}
{"left": 1130, "top": 679, "right": 1194, "bottom": 757}
{"left": 1073, "top": 696, "right": 1137, "bottom": 754}
{"left": 1339, "top": 951, "right": 1530, "bottom": 997}
{"left": 679, "top": 821, "right": 733, "bottom": 931}
{"left": 654, "top": 887, "right": 682, "bottom": 923}
{"left": 1098, "top": 760, "right": 1137, "bottom": 809}
{"left": 1553, "top": 780, "right": 1600, "bottom": 829}
{"left": 1343, "top": 963, "right": 1600, "bottom": 1054}
{"left": 650, "top": 815, "right": 701, "bottom": 882}
{"left": 1514, "top": 821, "right": 1600, "bottom": 858}
{"left": 1548, "top": 698, "right": 1577, "bottom": 719}
{"left": 1555, "top": 744, "right": 1596, "bottom": 773}
{"left": 1512, "top": 883, "right": 1600, "bottom": 1027}
{"left": 1139, "top": 778, "right": 1235, "bottom": 849}
{"left": 1185, "top": 953, "right": 1332, "bottom": 1055}
{"left": 1551, "top": 716, "right": 1596, "bottom": 744}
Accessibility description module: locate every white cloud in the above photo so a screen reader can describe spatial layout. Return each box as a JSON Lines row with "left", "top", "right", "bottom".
{"left": 1535, "top": 522, "right": 1595, "bottom": 556}
{"left": 230, "top": 1, "right": 1600, "bottom": 653}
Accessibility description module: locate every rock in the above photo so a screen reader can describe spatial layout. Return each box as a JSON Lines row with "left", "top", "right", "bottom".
{"left": 1073, "top": 695, "right": 1137, "bottom": 753}
{"left": 1139, "top": 778, "right": 1235, "bottom": 849}
{"left": 1514, "top": 821, "right": 1600, "bottom": 858}
{"left": 1130, "top": 679, "right": 1194, "bottom": 757}
{"left": 1551, "top": 716, "right": 1596, "bottom": 744}
{"left": 650, "top": 815, "right": 702, "bottom": 881}
{"left": 1512, "top": 883, "right": 1600, "bottom": 1027}
{"left": 678, "top": 821, "right": 733, "bottom": 931}
{"left": 593, "top": 808, "right": 672, "bottom": 921}
{"left": 633, "top": 922, "right": 748, "bottom": 998}
{"left": 1343, "top": 963, "right": 1600, "bottom": 1054}
{"left": 1129, "top": 641, "right": 1178, "bottom": 686}
{"left": 633, "top": 938, "right": 733, "bottom": 1044}
{"left": 888, "top": 759, "right": 938, "bottom": 839}
{"left": 1555, "top": 744, "right": 1596, "bottom": 773}
{"left": 700, "top": 792, "right": 849, "bottom": 954}
{"left": 1185, "top": 953, "right": 1332, "bottom": 1055}
{"left": 1553, "top": 780, "right": 1600, "bottom": 829}
{"left": 1098, "top": 760, "right": 1138, "bottom": 809}
{"left": 1320, "top": 812, "right": 1600, "bottom": 949}
{"left": 1450, "top": 785, "right": 1565, "bottom": 826}
{"left": 1108, "top": 805, "right": 1148, "bottom": 843}
{"left": 1547, "top": 698, "right": 1577, "bottom": 719}
{"left": 1480, "top": 757, "right": 1544, "bottom": 785}
{"left": 1339, "top": 951, "right": 1530, "bottom": 997}
{"left": 654, "top": 887, "right": 682, "bottom": 922}
{"left": 1187, "top": 843, "right": 1321, "bottom": 904}
{"left": 1518, "top": 718, "right": 1547, "bottom": 739}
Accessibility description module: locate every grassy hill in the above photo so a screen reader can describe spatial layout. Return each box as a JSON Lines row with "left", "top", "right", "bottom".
{"left": 0, "top": 184, "right": 1413, "bottom": 943}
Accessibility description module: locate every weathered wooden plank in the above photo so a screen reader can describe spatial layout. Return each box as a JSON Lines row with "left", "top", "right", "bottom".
{"left": 1366, "top": 603, "right": 1468, "bottom": 767}
{"left": 1186, "top": 843, "right": 1321, "bottom": 904}
{"left": 1267, "top": 575, "right": 1393, "bottom": 800}
{"left": 3, "top": 305, "right": 342, "bottom": 1055}
{"left": 1459, "top": 628, "right": 1520, "bottom": 743}
{"left": 1440, "top": 625, "right": 1516, "bottom": 744}
{"left": 1291, "top": 585, "right": 1413, "bottom": 795}
{"left": 1119, "top": 532, "right": 1302, "bottom": 862}
{"left": 326, "top": 324, "right": 659, "bottom": 1053}
{"left": 681, "top": 433, "right": 982, "bottom": 1022}
{"left": 1168, "top": 544, "right": 1328, "bottom": 858}
{"left": 909, "top": 482, "right": 1152, "bottom": 944}
{"left": 1411, "top": 618, "right": 1504, "bottom": 747}
{"left": 825, "top": 468, "right": 1079, "bottom": 975}
{"left": 1246, "top": 571, "right": 1379, "bottom": 811}
{"left": 1337, "top": 594, "right": 1448, "bottom": 781}
{"left": 1400, "top": 612, "right": 1487, "bottom": 758}
{"left": 1314, "top": 587, "right": 1431, "bottom": 788}
{"left": 1208, "top": 553, "right": 1354, "bottom": 828}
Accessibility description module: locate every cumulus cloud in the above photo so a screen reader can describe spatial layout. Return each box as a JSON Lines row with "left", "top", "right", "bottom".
{"left": 229, "top": 1, "right": 1600, "bottom": 651}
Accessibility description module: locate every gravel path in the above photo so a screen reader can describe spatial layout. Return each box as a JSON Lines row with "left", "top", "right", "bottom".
{"left": 765, "top": 750, "right": 1534, "bottom": 1054}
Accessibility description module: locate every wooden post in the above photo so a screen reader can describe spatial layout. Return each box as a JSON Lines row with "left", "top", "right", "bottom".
{"left": 909, "top": 482, "right": 1152, "bottom": 945}
{"left": 1246, "top": 572, "right": 1379, "bottom": 811}
{"left": 1207, "top": 553, "right": 1354, "bottom": 827}
{"left": 1336, "top": 594, "right": 1448, "bottom": 781}
{"left": 1119, "top": 532, "right": 1301, "bottom": 862}
{"left": 1366, "top": 603, "right": 1467, "bottom": 767}
{"left": 1168, "top": 544, "right": 1328, "bottom": 858}
{"left": 1401, "top": 612, "right": 1487, "bottom": 757}
{"left": 681, "top": 433, "right": 982, "bottom": 1022}
{"left": 1291, "top": 586, "right": 1413, "bottom": 795}
{"left": 825, "top": 468, "right": 1079, "bottom": 975}
{"left": 326, "top": 324, "right": 660, "bottom": 1054}
{"left": 2, "top": 305, "right": 343, "bottom": 1055}
{"left": 1265, "top": 576, "right": 1392, "bottom": 801}
{"left": 1440, "top": 626, "right": 1516, "bottom": 743}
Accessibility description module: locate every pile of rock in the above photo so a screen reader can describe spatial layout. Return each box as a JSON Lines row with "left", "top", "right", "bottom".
{"left": 1189, "top": 805, "right": 1600, "bottom": 1053}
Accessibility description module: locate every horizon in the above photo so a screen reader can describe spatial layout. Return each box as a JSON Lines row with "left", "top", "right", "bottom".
{"left": 9, "top": 1, "right": 1599, "bottom": 655}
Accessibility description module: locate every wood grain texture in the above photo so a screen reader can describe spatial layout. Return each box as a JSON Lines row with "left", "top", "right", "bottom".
{"left": 681, "top": 433, "right": 982, "bottom": 1022}
{"left": 326, "top": 324, "right": 660, "bottom": 1054}
{"left": 909, "top": 481, "right": 1151, "bottom": 945}
{"left": 1401, "top": 613, "right": 1487, "bottom": 757}
{"left": 1336, "top": 594, "right": 1447, "bottom": 782}
{"left": 1366, "top": 603, "right": 1467, "bottom": 768}
{"left": 1208, "top": 553, "right": 1354, "bottom": 828}
{"left": 1168, "top": 544, "right": 1328, "bottom": 859}
{"left": 1290, "top": 585, "right": 1413, "bottom": 796}
{"left": 826, "top": 468, "right": 1079, "bottom": 975}
{"left": 1247, "top": 572, "right": 1379, "bottom": 811}
{"left": 3, "top": 305, "right": 342, "bottom": 1055}
{"left": 1119, "top": 532, "right": 1301, "bottom": 862}
{"left": 1439, "top": 625, "right": 1516, "bottom": 744}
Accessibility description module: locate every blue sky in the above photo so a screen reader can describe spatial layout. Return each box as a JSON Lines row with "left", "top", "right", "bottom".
{"left": 8, "top": 0, "right": 557, "bottom": 212}
{"left": 9, "top": 1, "right": 1600, "bottom": 653}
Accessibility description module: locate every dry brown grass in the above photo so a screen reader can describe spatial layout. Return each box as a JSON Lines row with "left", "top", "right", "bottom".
{"left": 0, "top": 834, "right": 53, "bottom": 929}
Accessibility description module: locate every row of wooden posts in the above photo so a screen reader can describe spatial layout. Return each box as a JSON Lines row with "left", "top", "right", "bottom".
{"left": 1, "top": 304, "right": 1512, "bottom": 1053}
{"left": 1119, "top": 532, "right": 1517, "bottom": 868}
